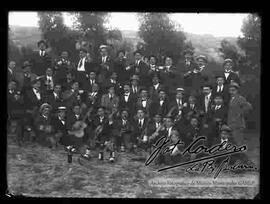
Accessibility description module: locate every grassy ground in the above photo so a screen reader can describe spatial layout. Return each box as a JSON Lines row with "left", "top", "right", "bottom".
{"left": 7, "top": 131, "right": 260, "bottom": 198}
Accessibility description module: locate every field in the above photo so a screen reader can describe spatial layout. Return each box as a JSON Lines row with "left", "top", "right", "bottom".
{"left": 6, "top": 131, "right": 260, "bottom": 199}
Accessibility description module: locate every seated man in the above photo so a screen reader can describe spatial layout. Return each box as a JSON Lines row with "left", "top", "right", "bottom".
{"left": 34, "top": 103, "right": 56, "bottom": 148}
{"left": 112, "top": 109, "right": 134, "bottom": 152}
{"left": 85, "top": 83, "right": 102, "bottom": 112}
{"left": 52, "top": 106, "right": 68, "bottom": 147}
{"left": 45, "top": 82, "right": 64, "bottom": 114}
{"left": 101, "top": 85, "right": 119, "bottom": 114}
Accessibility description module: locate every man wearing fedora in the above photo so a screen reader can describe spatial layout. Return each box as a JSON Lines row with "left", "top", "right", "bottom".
{"left": 31, "top": 40, "right": 52, "bottom": 76}
{"left": 227, "top": 82, "right": 252, "bottom": 146}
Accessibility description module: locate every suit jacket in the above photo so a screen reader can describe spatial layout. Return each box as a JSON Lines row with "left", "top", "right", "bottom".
{"left": 66, "top": 112, "right": 84, "bottom": 130}
{"left": 227, "top": 94, "right": 252, "bottom": 129}
{"left": 40, "top": 75, "right": 57, "bottom": 94}
{"left": 159, "top": 66, "right": 179, "bottom": 93}
{"left": 168, "top": 98, "right": 188, "bottom": 117}
{"left": 31, "top": 51, "right": 52, "bottom": 76}
{"left": 212, "top": 84, "right": 230, "bottom": 105}
{"left": 112, "top": 118, "right": 134, "bottom": 136}
{"left": 7, "top": 90, "right": 25, "bottom": 116}
{"left": 25, "top": 88, "right": 46, "bottom": 110}
{"left": 197, "top": 93, "right": 215, "bottom": 115}
{"left": 101, "top": 94, "right": 120, "bottom": 111}
{"left": 119, "top": 92, "right": 137, "bottom": 116}
{"left": 136, "top": 98, "right": 152, "bottom": 116}
{"left": 222, "top": 71, "right": 241, "bottom": 85}
{"left": 130, "top": 60, "right": 149, "bottom": 87}
{"left": 113, "top": 58, "right": 130, "bottom": 84}
{"left": 148, "top": 83, "right": 165, "bottom": 101}
{"left": 96, "top": 56, "right": 114, "bottom": 82}
{"left": 45, "top": 92, "right": 64, "bottom": 113}
{"left": 132, "top": 117, "right": 149, "bottom": 139}
{"left": 52, "top": 115, "right": 67, "bottom": 134}
{"left": 130, "top": 85, "right": 142, "bottom": 99}
{"left": 54, "top": 58, "right": 74, "bottom": 81}
{"left": 149, "top": 98, "right": 170, "bottom": 117}
{"left": 102, "top": 79, "right": 123, "bottom": 95}
{"left": 85, "top": 91, "right": 102, "bottom": 111}
{"left": 209, "top": 104, "right": 228, "bottom": 124}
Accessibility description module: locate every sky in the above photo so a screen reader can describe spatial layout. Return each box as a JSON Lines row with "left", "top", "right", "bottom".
{"left": 8, "top": 12, "right": 249, "bottom": 37}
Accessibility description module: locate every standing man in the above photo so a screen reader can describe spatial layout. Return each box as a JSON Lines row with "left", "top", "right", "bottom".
{"left": 54, "top": 50, "right": 74, "bottom": 82}
{"left": 97, "top": 45, "right": 114, "bottom": 83}
{"left": 31, "top": 40, "right": 52, "bottom": 76}
{"left": 227, "top": 82, "right": 252, "bottom": 146}
{"left": 113, "top": 50, "right": 129, "bottom": 84}
{"left": 222, "top": 58, "right": 241, "bottom": 85}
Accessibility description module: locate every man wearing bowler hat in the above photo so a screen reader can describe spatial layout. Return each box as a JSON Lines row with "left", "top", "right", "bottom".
{"left": 31, "top": 40, "right": 52, "bottom": 76}
{"left": 222, "top": 58, "right": 241, "bottom": 85}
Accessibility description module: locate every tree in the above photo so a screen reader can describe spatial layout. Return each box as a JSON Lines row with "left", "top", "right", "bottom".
{"left": 219, "top": 39, "right": 244, "bottom": 71}
{"left": 137, "top": 13, "right": 186, "bottom": 64}
{"left": 73, "top": 12, "right": 109, "bottom": 60}
{"left": 237, "top": 14, "right": 261, "bottom": 75}
{"left": 37, "top": 12, "right": 78, "bottom": 61}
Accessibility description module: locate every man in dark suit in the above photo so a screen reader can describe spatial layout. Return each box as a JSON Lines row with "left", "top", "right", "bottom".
{"left": 181, "top": 48, "right": 197, "bottom": 74}
{"left": 54, "top": 50, "right": 74, "bottom": 82}
{"left": 84, "top": 71, "right": 98, "bottom": 92}
{"left": 212, "top": 75, "right": 230, "bottom": 106}
{"left": 112, "top": 109, "right": 134, "bottom": 152}
{"left": 149, "top": 89, "right": 170, "bottom": 117}
{"left": 101, "top": 85, "right": 120, "bottom": 114}
{"left": 102, "top": 72, "right": 122, "bottom": 95}
{"left": 136, "top": 88, "right": 152, "bottom": 117}
{"left": 168, "top": 88, "right": 188, "bottom": 121}
{"left": 132, "top": 109, "right": 149, "bottom": 150}
{"left": 113, "top": 50, "right": 129, "bottom": 84}
{"left": 52, "top": 106, "right": 68, "bottom": 146}
{"left": 40, "top": 67, "right": 56, "bottom": 96}
{"left": 128, "top": 50, "right": 149, "bottom": 88}
{"left": 148, "top": 74, "right": 165, "bottom": 102}
{"left": 130, "top": 74, "right": 141, "bottom": 99}
{"left": 147, "top": 55, "right": 161, "bottom": 81}
{"left": 197, "top": 84, "right": 215, "bottom": 118}
{"left": 61, "top": 71, "right": 76, "bottom": 92}
{"left": 96, "top": 45, "right": 115, "bottom": 83}
{"left": 45, "top": 82, "right": 64, "bottom": 114}
{"left": 76, "top": 49, "right": 93, "bottom": 90}
{"left": 222, "top": 58, "right": 241, "bottom": 85}
{"left": 8, "top": 61, "right": 16, "bottom": 83}
{"left": 85, "top": 83, "right": 102, "bottom": 112}
{"left": 119, "top": 83, "right": 137, "bottom": 117}
{"left": 160, "top": 56, "right": 179, "bottom": 96}
{"left": 20, "top": 61, "right": 38, "bottom": 95}
{"left": 31, "top": 40, "right": 52, "bottom": 76}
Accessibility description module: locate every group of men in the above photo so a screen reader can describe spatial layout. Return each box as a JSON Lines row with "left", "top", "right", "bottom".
{"left": 7, "top": 39, "right": 252, "bottom": 164}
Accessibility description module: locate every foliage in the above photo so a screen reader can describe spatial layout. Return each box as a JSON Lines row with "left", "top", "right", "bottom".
{"left": 237, "top": 14, "right": 261, "bottom": 75}
{"left": 137, "top": 13, "right": 186, "bottom": 64}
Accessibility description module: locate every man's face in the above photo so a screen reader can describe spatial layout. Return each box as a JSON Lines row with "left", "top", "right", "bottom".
{"left": 54, "top": 85, "right": 61, "bottom": 94}
{"left": 188, "top": 96, "right": 196, "bottom": 104}
{"left": 123, "top": 85, "right": 130, "bottom": 93}
{"left": 137, "top": 110, "right": 144, "bottom": 119}
{"left": 165, "top": 57, "right": 172, "bottom": 66}
{"left": 108, "top": 87, "right": 115, "bottom": 95}
{"left": 135, "top": 53, "right": 142, "bottom": 61}
{"left": 214, "top": 97, "right": 223, "bottom": 105}
{"left": 39, "top": 43, "right": 46, "bottom": 51}
{"left": 43, "top": 107, "right": 50, "bottom": 116}
{"left": 152, "top": 77, "right": 159, "bottom": 85}
{"left": 202, "top": 87, "right": 211, "bottom": 96}
{"left": 165, "top": 118, "right": 173, "bottom": 128}
{"left": 79, "top": 51, "right": 86, "bottom": 59}
{"left": 197, "top": 58, "right": 206, "bottom": 67}
{"left": 46, "top": 68, "right": 53, "bottom": 76}
{"left": 159, "top": 91, "right": 166, "bottom": 100}
{"left": 118, "top": 52, "right": 125, "bottom": 60}
{"left": 224, "top": 63, "right": 232, "bottom": 71}
{"left": 184, "top": 53, "right": 192, "bottom": 61}
{"left": 220, "top": 131, "right": 229, "bottom": 140}
{"left": 131, "top": 79, "right": 138, "bottom": 86}
{"left": 190, "top": 118, "right": 198, "bottom": 127}
{"left": 98, "top": 108, "right": 104, "bottom": 116}
{"left": 23, "top": 67, "right": 31, "bottom": 74}
{"left": 89, "top": 72, "right": 96, "bottom": 79}
{"left": 9, "top": 61, "right": 16, "bottom": 69}
{"left": 121, "top": 111, "right": 128, "bottom": 119}
{"left": 58, "top": 111, "right": 66, "bottom": 118}
{"left": 111, "top": 73, "right": 117, "bottom": 80}
{"left": 217, "top": 77, "right": 224, "bottom": 86}
{"left": 176, "top": 92, "right": 183, "bottom": 99}
{"left": 73, "top": 106, "right": 81, "bottom": 115}
{"left": 229, "top": 87, "right": 238, "bottom": 96}
{"left": 154, "top": 115, "right": 162, "bottom": 123}
{"left": 61, "top": 51, "right": 68, "bottom": 59}
{"left": 92, "top": 83, "right": 99, "bottom": 92}
{"left": 33, "top": 81, "right": 41, "bottom": 89}
{"left": 171, "top": 131, "right": 179, "bottom": 143}
{"left": 141, "top": 90, "right": 148, "bottom": 98}
{"left": 72, "top": 82, "right": 79, "bottom": 90}
{"left": 150, "top": 57, "right": 156, "bottom": 65}
{"left": 8, "top": 81, "right": 16, "bottom": 90}
{"left": 100, "top": 48, "right": 107, "bottom": 57}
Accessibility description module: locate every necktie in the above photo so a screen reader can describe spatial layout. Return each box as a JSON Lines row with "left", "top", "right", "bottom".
{"left": 191, "top": 104, "right": 194, "bottom": 110}
{"left": 205, "top": 96, "right": 209, "bottom": 112}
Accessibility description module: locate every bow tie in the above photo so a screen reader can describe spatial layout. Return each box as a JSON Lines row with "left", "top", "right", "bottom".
{"left": 124, "top": 93, "right": 129, "bottom": 96}
{"left": 225, "top": 71, "right": 231, "bottom": 73}
{"left": 142, "top": 99, "right": 147, "bottom": 102}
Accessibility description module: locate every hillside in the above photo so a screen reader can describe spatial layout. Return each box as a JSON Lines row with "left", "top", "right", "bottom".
{"left": 9, "top": 26, "right": 239, "bottom": 62}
